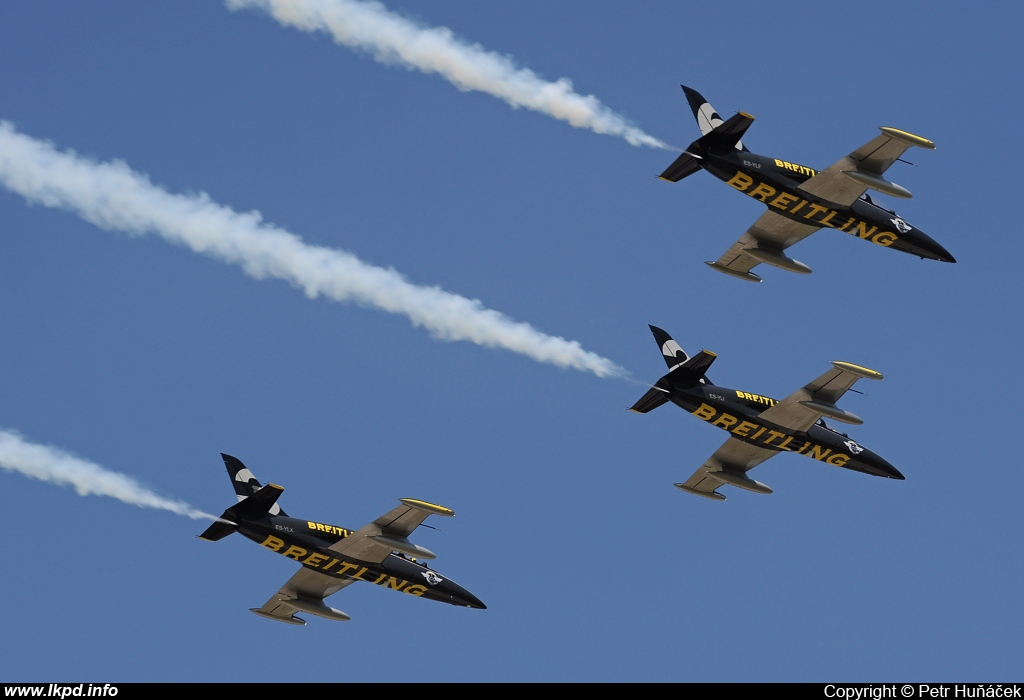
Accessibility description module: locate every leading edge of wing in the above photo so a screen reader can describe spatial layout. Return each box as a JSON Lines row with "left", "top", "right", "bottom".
{"left": 758, "top": 361, "right": 883, "bottom": 433}
{"left": 798, "top": 128, "right": 934, "bottom": 207}
{"left": 707, "top": 209, "right": 820, "bottom": 281}
{"left": 327, "top": 499, "right": 454, "bottom": 565}
{"left": 252, "top": 569, "right": 358, "bottom": 625}
{"left": 675, "top": 437, "right": 779, "bottom": 501}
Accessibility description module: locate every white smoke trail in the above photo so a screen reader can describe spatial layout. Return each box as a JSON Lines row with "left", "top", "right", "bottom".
{"left": 0, "top": 429, "right": 214, "bottom": 520}
{"left": 0, "top": 122, "right": 625, "bottom": 378}
{"left": 226, "top": 0, "right": 670, "bottom": 150}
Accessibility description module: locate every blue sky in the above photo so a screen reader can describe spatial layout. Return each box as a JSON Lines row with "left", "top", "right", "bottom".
{"left": 0, "top": 1, "right": 1019, "bottom": 683}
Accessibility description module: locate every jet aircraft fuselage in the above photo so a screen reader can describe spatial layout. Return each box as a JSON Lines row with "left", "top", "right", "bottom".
{"left": 234, "top": 511, "right": 485, "bottom": 609}
{"left": 665, "top": 376, "right": 902, "bottom": 480}
{"left": 688, "top": 144, "right": 954, "bottom": 263}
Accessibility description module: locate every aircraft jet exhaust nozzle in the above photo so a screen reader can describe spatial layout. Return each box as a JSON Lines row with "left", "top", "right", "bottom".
{"left": 283, "top": 598, "right": 352, "bottom": 622}
{"left": 800, "top": 400, "right": 864, "bottom": 425}
{"left": 712, "top": 470, "right": 773, "bottom": 495}
{"left": 842, "top": 169, "right": 913, "bottom": 199}
{"left": 368, "top": 535, "right": 437, "bottom": 560}
{"left": 746, "top": 248, "right": 812, "bottom": 274}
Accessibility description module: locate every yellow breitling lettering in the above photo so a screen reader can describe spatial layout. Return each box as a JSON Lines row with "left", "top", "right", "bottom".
{"left": 371, "top": 573, "right": 388, "bottom": 585}
{"left": 307, "top": 521, "right": 350, "bottom": 537}
{"left": 777, "top": 436, "right": 796, "bottom": 451}
{"left": 854, "top": 221, "right": 879, "bottom": 239}
{"left": 405, "top": 584, "right": 428, "bottom": 597}
{"left": 281, "top": 545, "right": 307, "bottom": 561}
{"left": 774, "top": 159, "right": 816, "bottom": 177}
{"left": 693, "top": 403, "right": 717, "bottom": 421}
{"left": 384, "top": 577, "right": 408, "bottom": 591}
{"left": 810, "top": 445, "right": 833, "bottom": 461}
{"left": 336, "top": 561, "right": 360, "bottom": 576}
{"left": 770, "top": 192, "right": 799, "bottom": 210}
{"left": 763, "top": 430, "right": 786, "bottom": 446}
{"left": 712, "top": 413, "right": 738, "bottom": 429}
{"left": 260, "top": 535, "right": 286, "bottom": 552}
{"left": 726, "top": 172, "right": 754, "bottom": 191}
{"left": 749, "top": 183, "right": 777, "bottom": 202}
{"left": 303, "top": 552, "right": 329, "bottom": 567}
{"left": 803, "top": 203, "right": 828, "bottom": 219}
{"left": 827, "top": 453, "right": 850, "bottom": 467}
{"left": 732, "top": 421, "right": 758, "bottom": 437}
{"left": 873, "top": 231, "right": 896, "bottom": 246}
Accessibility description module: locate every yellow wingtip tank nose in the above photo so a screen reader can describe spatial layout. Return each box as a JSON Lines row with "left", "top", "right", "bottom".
{"left": 399, "top": 498, "right": 455, "bottom": 517}
{"left": 831, "top": 361, "right": 883, "bottom": 380}
{"left": 880, "top": 127, "right": 935, "bottom": 150}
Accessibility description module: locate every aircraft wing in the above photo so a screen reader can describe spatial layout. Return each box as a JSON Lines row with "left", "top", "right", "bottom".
{"left": 253, "top": 568, "right": 358, "bottom": 625}
{"left": 326, "top": 498, "right": 454, "bottom": 565}
{"left": 707, "top": 209, "right": 819, "bottom": 281}
{"left": 798, "top": 128, "right": 934, "bottom": 207}
{"left": 676, "top": 437, "right": 778, "bottom": 500}
{"left": 757, "top": 362, "right": 884, "bottom": 434}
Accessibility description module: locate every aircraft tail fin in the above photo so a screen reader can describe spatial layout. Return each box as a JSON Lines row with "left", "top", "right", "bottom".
{"left": 630, "top": 327, "right": 716, "bottom": 412}
{"left": 221, "top": 453, "right": 288, "bottom": 517}
{"left": 234, "top": 483, "right": 286, "bottom": 518}
{"left": 221, "top": 456, "right": 288, "bottom": 515}
{"left": 649, "top": 324, "right": 689, "bottom": 371}
{"left": 694, "top": 111, "right": 754, "bottom": 153}
{"left": 681, "top": 85, "right": 750, "bottom": 152}
{"left": 659, "top": 87, "right": 752, "bottom": 181}
{"left": 647, "top": 324, "right": 716, "bottom": 381}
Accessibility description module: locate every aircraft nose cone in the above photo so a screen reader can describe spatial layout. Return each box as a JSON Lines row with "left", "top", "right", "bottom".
{"left": 872, "top": 456, "right": 905, "bottom": 480}
{"left": 929, "top": 241, "right": 956, "bottom": 263}
{"left": 913, "top": 234, "right": 956, "bottom": 263}
{"left": 460, "top": 591, "right": 487, "bottom": 610}
{"left": 882, "top": 464, "right": 906, "bottom": 480}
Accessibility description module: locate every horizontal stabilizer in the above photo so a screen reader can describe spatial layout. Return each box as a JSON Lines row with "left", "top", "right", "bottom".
{"left": 680, "top": 349, "right": 717, "bottom": 376}
{"left": 696, "top": 112, "right": 754, "bottom": 153}
{"left": 630, "top": 385, "right": 670, "bottom": 413}
{"left": 681, "top": 85, "right": 750, "bottom": 152}
{"left": 197, "top": 517, "right": 238, "bottom": 542}
{"left": 658, "top": 151, "right": 702, "bottom": 182}
{"left": 234, "top": 483, "right": 285, "bottom": 518}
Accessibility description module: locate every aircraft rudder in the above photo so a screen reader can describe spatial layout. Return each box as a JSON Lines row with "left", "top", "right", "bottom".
{"left": 218, "top": 453, "right": 288, "bottom": 517}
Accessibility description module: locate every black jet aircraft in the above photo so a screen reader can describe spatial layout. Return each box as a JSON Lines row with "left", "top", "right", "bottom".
{"left": 630, "top": 325, "right": 904, "bottom": 500}
{"left": 659, "top": 85, "right": 955, "bottom": 281}
{"left": 198, "top": 454, "right": 485, "bottom": 624}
